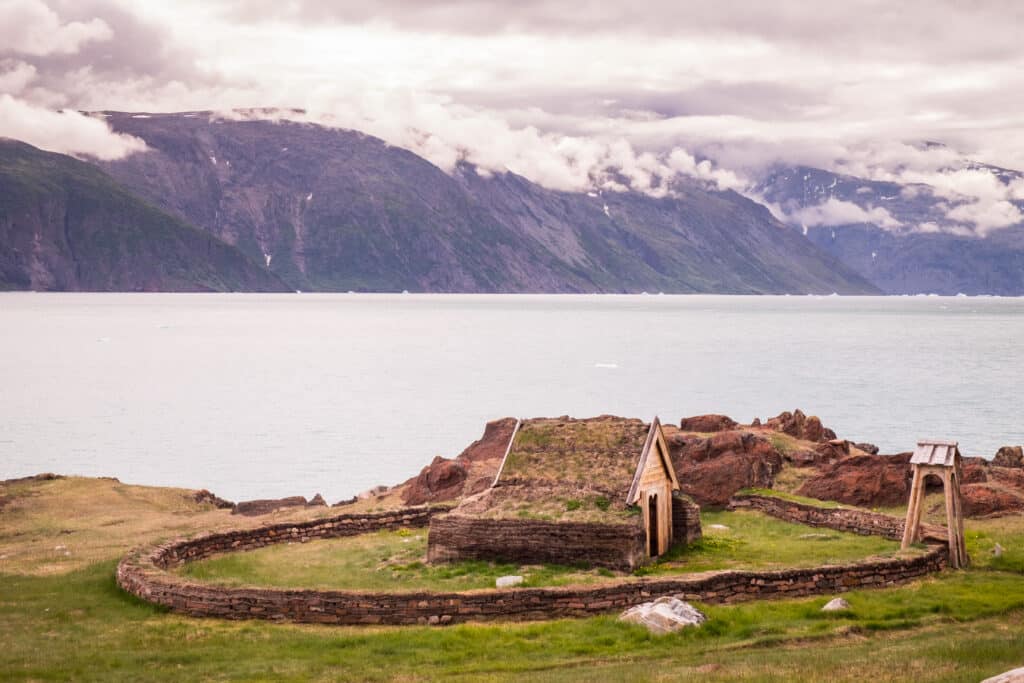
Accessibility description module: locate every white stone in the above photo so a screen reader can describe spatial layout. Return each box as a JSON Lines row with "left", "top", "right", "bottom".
{"left": 994, "top": 543, "right": 1005, "bottom": 557}
{"left": 708, "top": 524, "right": 730, "bottom": 531}
{"left": 620, "top": 597, "right": 706, "bottom": 634}
{"left": 982, "top": 667, "right": 1024, "bottom": 683}
{"left": 495, "top": 575, "right": 524, "bottom": 588}
{"left": 822, "top": 598, "right": 851, "bottom": 612}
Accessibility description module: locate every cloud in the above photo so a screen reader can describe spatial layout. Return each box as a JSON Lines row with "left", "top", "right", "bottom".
{"left": 790, "top": 198, "right": 902, "bottom": 230}
{"left": 0, "top": 0, "right": 112, "bottom": 56}
{"left": 0, "top": 60, "right": 36, "bottom": 94}
{"left": 1, "top": 0, "right": 1024, "bottom": 227}
{"left": 0, "top": 94, "right": 145, "bottom": 159}
{"left": 945, "top": 199, "right": 1023, "bottom": 236}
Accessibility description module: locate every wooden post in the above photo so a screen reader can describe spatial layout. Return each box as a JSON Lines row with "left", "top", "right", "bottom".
{"left": 942, "top": 469, "right": 961, "bottom": 569}
{"left": 901, "top": 467, "right": 924, "bottom": 549}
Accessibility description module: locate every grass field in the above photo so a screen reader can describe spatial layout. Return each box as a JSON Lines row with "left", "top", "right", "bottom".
{"left": 176, "top": 509, "right": 907, "bottom": 591}
{"left": 3, "top": 476, "right": 1024, "bottom": 681}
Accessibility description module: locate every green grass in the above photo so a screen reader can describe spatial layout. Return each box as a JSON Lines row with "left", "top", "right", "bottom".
{"left": 4, "top": 561, "right": 1024, "bottom": 681}
{"left": 7, "top": 476, "right": 1024, "bottom": 680}
{"left": 642, "top": 509, "right": 905, "bottom": 575}
{"left": 175, "top": 510, "right": 908, "bottom": 591}
{"left": 738, "top": 487, "right": 846, "bottom": 509}
{"left": 177, "top": 529, "right": 610, "bottom": 591}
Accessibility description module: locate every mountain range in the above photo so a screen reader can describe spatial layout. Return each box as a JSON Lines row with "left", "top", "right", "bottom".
{"left": 1, "top": 111, "right": 1021, "bottom": 295}
{"left": 754, "top": 163, "right": 1024, "bottom": 295}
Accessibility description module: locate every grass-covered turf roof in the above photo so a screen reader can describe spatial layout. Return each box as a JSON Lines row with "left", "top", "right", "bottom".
{"left": 452, "top": 416, "right": 655, "bottom": 523}
{"left": 499, "top": 416, "right": 650, "bottom": 494}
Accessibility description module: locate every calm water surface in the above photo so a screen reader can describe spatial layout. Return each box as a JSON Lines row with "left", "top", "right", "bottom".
{"left": 1, "top": 293, "right": 1021, "bottom": 501}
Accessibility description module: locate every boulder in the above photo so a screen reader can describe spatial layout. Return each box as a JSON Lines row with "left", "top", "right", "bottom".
{"left": 994, "top": 446, "right": 1024, "bottom": 468}
{"left": 308, "top": 493, "right": 327, "bottom": 507}
{"left": 495, "top": 575, "right": 524, "bottom": 588}
{"left": 193, "top": 489, "right": 235, "bottom": 509}
{"left": 232, "top": 496, "right": 309, "bottom": 516}
{"left": 855, "top": 442, "right": 880, "bottom": 455}
{"left": 802, "top": 416, "right": 826, "bottom": 443}
{"left": 763, "top": 409, "right": 836, "bottom": 443}
{"left": 797, "top": 453, "right": 912, "bottom": 508}
{"left": 822, "top": 597, "right": 851, "bottom": 612}
{"left": 620, "top": 597, "right": 706, "bottom": 634}
{"left": 402, "top": 456, "right": 468, "bottom": 506}
{"left": 960, "top": 484, "right": 1024, "bottom": 517}
{"left": 982, "top": 667, "right": 1024, "bottom": 683}
{"left": 679, "top": 414, "right": 738, "bottom": 433}
{"left": 814, "top": 439, "right": 851, "bottom": 464}
{"left": 666, "top": 430, "right": 782, "bottom": 506}
{"left": 962, "top": 457, "right": 990, "bottom": 484}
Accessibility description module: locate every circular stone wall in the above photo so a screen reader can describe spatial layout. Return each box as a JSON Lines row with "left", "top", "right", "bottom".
{"left": 117, "top": 502, "right": 947, "bottom": 626}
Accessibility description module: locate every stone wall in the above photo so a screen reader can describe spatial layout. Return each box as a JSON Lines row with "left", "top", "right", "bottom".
{"left": 425, "top": 514, "right": 646, "bottom": 570}
{"left": 728, "top": 493, "right": 947, "bottom": 543}
{"left": 118, "top": 501, "right": 947, "bottom": 627}
{"left": 672, "top": 492, "right": 702, "bottom": 544}
{"left": 148, "top": 506, "right": 447, "bottom": 568}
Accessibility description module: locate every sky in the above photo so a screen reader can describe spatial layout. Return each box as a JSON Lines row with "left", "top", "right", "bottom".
{"left": 2, "top": 0, "right": 1024, "bottom": 233}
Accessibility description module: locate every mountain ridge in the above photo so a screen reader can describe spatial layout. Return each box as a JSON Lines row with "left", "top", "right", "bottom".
{"left": 88, "top": 112, "right": 878, "bottom": 295}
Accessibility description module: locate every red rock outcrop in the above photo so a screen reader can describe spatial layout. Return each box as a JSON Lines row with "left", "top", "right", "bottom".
{"left": 764, "top": 409, "right": 837, "bottom": 443}
{"left": 403, "top": 457, "right": 469, "bottom": 506}
{"left": 959, "top": 484, "right": 1024, "bottom": 517}
{"left": 401, "top": 417, "right": 517, "bottom": 505}
{"left": 797, "top": 453, "right": 912, "bottom": 508}
{"left": 994, "top": 446, "right": 1024, "bottom": 468}
{"left": 678, "top": 414, "right": 738, "bottom": 433}
{"left": 665, "top": 429, "right": 783, "bottom": 506}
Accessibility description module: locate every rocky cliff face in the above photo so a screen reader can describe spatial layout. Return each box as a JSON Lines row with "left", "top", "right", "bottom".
{"left": 0, "top": 139, "right": 288, "bottom": 292}
{"left": 753, "top": 164, "right": 1024, "bottom": 295}
{"left": 96, "top": 112, "right": 878, "bottom": 294}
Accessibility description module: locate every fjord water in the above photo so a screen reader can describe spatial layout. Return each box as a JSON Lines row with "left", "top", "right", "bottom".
{"left": 1, "top": 293, "right": 1021, "bottom": 502}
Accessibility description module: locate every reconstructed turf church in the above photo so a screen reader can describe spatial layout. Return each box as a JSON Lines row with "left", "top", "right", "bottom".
{"left": 426, "top": 416, "right": 702, "bottom": 570}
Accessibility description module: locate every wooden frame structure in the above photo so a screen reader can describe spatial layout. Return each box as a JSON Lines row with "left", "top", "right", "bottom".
{"left": 901, "top": 440, "right": 968, "bottom": 569}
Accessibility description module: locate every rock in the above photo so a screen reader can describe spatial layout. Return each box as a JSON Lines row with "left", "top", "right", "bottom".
{"left": 495, "top": 575, "right": 524, "bottom": 588}
{"left": 822, "top": 598, "right": 851, "bottom": 612}
{"left": 962, "top": 457, "right": 990, "bottom": 484}
{"left": 813, "top": 439, "right": 851, "bottom": 464}
{"left": 620, "top": 597, "right": 706, "bottom": 634}
{"left": 402, "top": 456, "right": 468, "bottom": 506}
{"left": 679, "top": 414, "right": 738, "bottom": 433}
{"left": 854, "top": 442, "right": 879, "bottom": 455}
{"left": 750, "top": 418, "right": 762, "bottom": 427}
{"left": 332, "top": 496, "right": 358, "bottom": 507}
{"left": 994, "top": 446, "right": 1024, "bottom": 468}
{"left": 193, "top": 489, "right": 235, "bottom": 509}
{"left": 982, "top": 667, "right": 1024, "bottom": 683}
{"left": 232, "top": 496, "right": 309, "bottom": 516}
{"left": 308, "top": 493, "right": 327, "bottom": 507}
{"left": 802, "top": 416, "right": 826, "bottom": 443}
{"left": 994, "top": 543, "right": 1004, "bottom": 558}
{"left": 797, "top": 453, "right": 912, "bottom": 508}
{"left": 399, "top": 417, "right": 518, "bottom": 506}
{"left": 960, "top": 484, "right": 1024, "bottom": 517}
{"left": 763, "top": 409, "right": 836, "bottom": 443}
{"left": 357, "top": 485, "right": 390, "bottom": 500}
{"left": 708, "top": 524, "right": 730, "bottom": 530}
{"left": 665, "top": 429, "right": 783, "bottom": 506}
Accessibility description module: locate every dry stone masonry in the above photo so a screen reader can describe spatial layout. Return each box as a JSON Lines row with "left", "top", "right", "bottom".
{"left": 117, "top": 499, "right": 947, "bottom": 627}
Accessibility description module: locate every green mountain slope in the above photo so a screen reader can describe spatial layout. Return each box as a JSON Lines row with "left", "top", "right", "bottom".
{"left": 0, "top": 139, "right": 288, "bottom": 292}
{"left": 99, "top": 112, "right": 878, "bottom": 294}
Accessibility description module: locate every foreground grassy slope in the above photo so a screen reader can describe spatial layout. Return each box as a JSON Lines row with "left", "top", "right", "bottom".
{"left": 3, "top": 475, "right": 1024, "bottom": 681}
